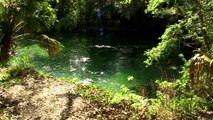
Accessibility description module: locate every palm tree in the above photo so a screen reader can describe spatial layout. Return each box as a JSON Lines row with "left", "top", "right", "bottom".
{"left": 0, "top": 0, "right": 63, "bottom": 64}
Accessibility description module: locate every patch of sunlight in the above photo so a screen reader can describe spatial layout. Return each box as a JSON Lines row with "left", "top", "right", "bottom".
{"left": 93, "top": 45, "right": 116, "bottom": 49}
{"left": 80, "top": 57, "right": 90, "bottom": 62}
{"left": 79, "top": 79, "right": 93, "bottom": 85}
{"left": 73, "top": 77, "right": 78, "bottom": 81}
{"left": 82, "top": 67, "right": 86, "bottom": 71}
{"left": 43, "top": 66, "right": 51, "bottom": 71}
{"left": 74, "top": 59, "right": 80, "bottom": 63}
{"left": 127, "top": 76, "right": 134, "bottom": 81}
{"left": 169, "top": 66, "right": 178, "bottom": 70}
{"left": 69, "top": 64, "right": 75, "bottom": 70}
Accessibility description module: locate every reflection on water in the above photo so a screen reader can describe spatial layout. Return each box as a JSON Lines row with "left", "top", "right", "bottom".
{"left": 18, "top": 33, "right": 178, "bottom": 93}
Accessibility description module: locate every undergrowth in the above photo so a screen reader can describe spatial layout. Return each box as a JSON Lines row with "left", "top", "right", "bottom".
{"left": 0, "top": 55, "right": 28, "bottom": 86}
{"left": 145, "top": 56, "right": 213, "bottom": 119}
{"left": 75, "top": 84, "right": 149, "bottom": 119}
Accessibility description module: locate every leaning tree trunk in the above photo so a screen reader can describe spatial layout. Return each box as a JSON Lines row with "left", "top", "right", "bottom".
{"left": 0, "top": 34, "right": 13, "bottom": 64}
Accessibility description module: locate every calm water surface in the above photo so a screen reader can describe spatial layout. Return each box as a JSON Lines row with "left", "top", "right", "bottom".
{"left": 18, "top": 33, "right": 177, "bottom": 93}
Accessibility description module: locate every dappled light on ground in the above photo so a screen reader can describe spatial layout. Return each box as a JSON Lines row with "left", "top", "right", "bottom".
{"left": 0, "top": 69, "right": 145, "bottom": 119}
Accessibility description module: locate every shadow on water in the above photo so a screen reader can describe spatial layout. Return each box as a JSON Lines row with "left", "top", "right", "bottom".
{"left": 17, "top": 33, "right": 179, "bottom": 93}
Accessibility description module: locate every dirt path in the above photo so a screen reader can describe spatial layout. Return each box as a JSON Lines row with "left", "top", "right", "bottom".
{"left": 0, "top": 73, "right": 95, "bottom": 120}
{"left": 0, "top": 68, "right": 146, "bottom": 120}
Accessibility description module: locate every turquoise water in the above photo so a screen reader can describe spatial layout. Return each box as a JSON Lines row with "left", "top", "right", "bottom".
{"left": 17, "top": 33, "right": 178, "bottom": 93}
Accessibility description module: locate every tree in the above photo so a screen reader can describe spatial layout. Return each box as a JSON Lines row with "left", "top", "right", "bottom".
{"left": 0, "top": 0, "right": 63, "bottom": 64}
{"left": 144, "top": 0, "right": 213, "bottom": 66}
{"left": 144, "top": 0, "right": 213, "bottom": 101}
{"left": 55, "top": 0, "right": 148, "bottom": 32}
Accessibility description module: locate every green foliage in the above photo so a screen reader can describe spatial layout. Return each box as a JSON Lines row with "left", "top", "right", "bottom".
{"left": 56, "top": 10, "right": 82, "bottom": 31}
{"left": 113, "top": 0, "right": 145, "bottom": 19}
{"left": 144, "top": 23, "right": 182, "bottom": 66}
{"left": 121, "top": 0, "right": 132, "bottom": 4}
{"left": 145, "top": 0, "right": 213, "bottom": 65}
{"left": 0, "top": 54, "right": 30, "bottom": 86}
{"left": 145, "top": 0, "right": 177, "bottom": 16}
{"left": 0, "top": 0, "right": 57, "bottom": 32}
{"left": 111, "top": 85, "right": 147, "bottom": 107}
{"left": 55, "top": 0, "right": 146, "bottom": 32}
{"left": 8, "top": 54, "right": 30, "bottom": 71}
{"left": 0, "top": 0, "right": 63, "bottom": 63}
{"left": 0, "top": 67, "right": 9, "bottom": 81}
{"left": 55, "top": 0, "right": 85, "bottom": 31}
{"left": 144, "top": 57, "right": 212, "bottom": 119}
{"left": 145, "top": 2, "right": 213, "bottom": 117}
{"left": 75, "top": 84, "right": 149, "bottom": 119}
{"left": 75, "top": 84, "right": 148, "bottom": 108}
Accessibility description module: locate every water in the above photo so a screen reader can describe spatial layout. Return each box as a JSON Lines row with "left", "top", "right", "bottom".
{"left": 18, "top": 33, "right": 178, "bottom": 93}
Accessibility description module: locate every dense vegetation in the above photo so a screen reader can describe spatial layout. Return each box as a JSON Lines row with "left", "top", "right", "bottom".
{"left": 0, "top": 0, "right": 213, "bottom": 119}
{"left": 0, "top": 0, "right": 63, "bottom": 63}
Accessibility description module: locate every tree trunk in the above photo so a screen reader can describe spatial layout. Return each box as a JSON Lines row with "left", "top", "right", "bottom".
{"left": 0, "top": 34, "right": 12, "bottom": 64}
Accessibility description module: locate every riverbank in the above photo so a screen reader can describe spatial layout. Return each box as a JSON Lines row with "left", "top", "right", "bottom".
{"left": 0, "top": 68, "right": 146, "bottom": 119}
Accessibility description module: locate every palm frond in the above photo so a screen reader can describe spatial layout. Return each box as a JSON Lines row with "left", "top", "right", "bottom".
{"left": 13, "top": 33, "right": 64, "bottom": 57}
{"left": 12, "top": 21, "right": 25, "bottom": 36}
{"left": 190, "top": 51, "right": 213, "bottom": 99}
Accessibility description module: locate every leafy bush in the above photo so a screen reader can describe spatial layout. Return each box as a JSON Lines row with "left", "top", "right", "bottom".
{"left": 75, "top": 84, "right": 149, "bottom": 119}
{"left": 0, "top": 53, "right": 31, "bottom": 85}
{"left": 0, "top": 67, "right": 9, "bottom": 81}
{"left": 145, "top": 57, "right": 212, "bottom": 119}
